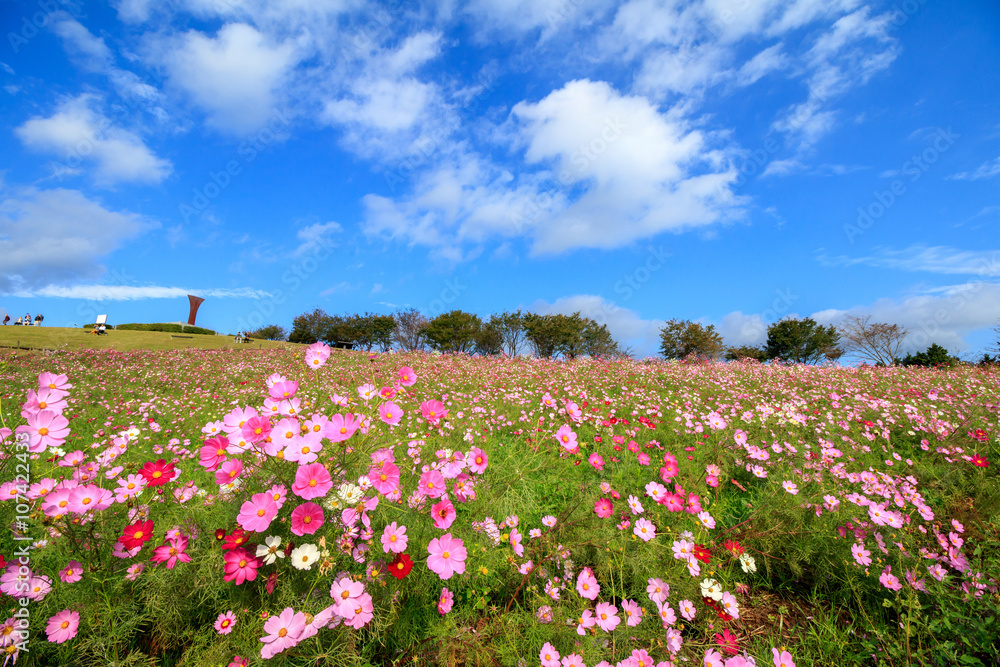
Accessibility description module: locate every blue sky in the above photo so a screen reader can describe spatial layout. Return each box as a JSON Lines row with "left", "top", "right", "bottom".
{"left": 1, "top": 0, "right": 998, "bottom": 357}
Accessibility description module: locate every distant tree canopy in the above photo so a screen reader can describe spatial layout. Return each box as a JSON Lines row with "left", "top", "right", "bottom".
{"left": 522, "top": 312, "right": 624, "bottom": 359}
{"left": 658, "top": 319, "right": 725, "bottom": 360}
{"left": 896, "top": 343, "right": 960, "bottom": 368}
{"left": 423, "top": 310, "right": 482, "bottom": 353}
{"left": 288, "top": 309, "right": 392, "bottom": 351}
{"left": 764, "top": 317, "right": 843, "bottom": 364}
{"left": 837, "top": 315, "right": 908, "bottom": 366}
{"left": 247, "top": 324, "right": 288, "bottom": 341}
{"left": 724, "top": 345, "right": 767, "bottom": 362}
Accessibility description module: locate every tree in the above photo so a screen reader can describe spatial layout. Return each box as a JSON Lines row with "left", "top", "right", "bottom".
{"left": 423, "top": 310, "right": 482, "bottom": 353}
{"left": 724, "top": 345, "right": 766, "bottom": 362}
{"left": 898, "top": 343, "right": 959, "bottom": 367}
{"left": 764, "top": 317, "right": 843, "bottom": 364}
{"left": 553, "top": 313, "right": 587, "bottom": 359}
{"left": 581, "top": 320, "right": 620, "bottom": 358}
{"left": 658, "top": 319, "right": 725, "bottom": 360}
{"left": 494, "top": 311, "right": 526, "bottom": 357}
{"left": 247, "top": 324, "right": 287, "bottom": 341}
{"left": 289, "top": 308, "right": 329, "bottom": 344}
{"left": 475, "top": 319, "right": 504, "bottom": 356}
{"left": 837, "top": 315, "right": 908, "bottom": 366}
{"left": 392, "top": 308, "right": 428, "bottom": 351}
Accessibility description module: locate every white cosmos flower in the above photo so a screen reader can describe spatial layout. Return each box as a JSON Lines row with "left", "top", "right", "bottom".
{"left": 256, "top": 536, "right": 284, "bottom": 565}
{"left": 291, "top": 543, "right": 320, "bottom": 570}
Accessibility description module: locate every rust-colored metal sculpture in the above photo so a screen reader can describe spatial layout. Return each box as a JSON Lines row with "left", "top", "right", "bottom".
{"left": 187, "top": 295, "right": 205, "bottom": 326}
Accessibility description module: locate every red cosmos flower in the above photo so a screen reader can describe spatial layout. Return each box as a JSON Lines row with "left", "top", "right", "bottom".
{"left": 715, "top": 628, "right": 738, "bottom": 654}
{"left": 388, "top": 553, "right": 413, "bottom": 580}
{"left": 717, "top": 611, "right": 734, "bottom": 622}
{"left": 971, "top": 455, "right": 989, "bottom": 468}
{"left": 702, "top": 597, "right": 721, "bottom": 612}
{"left": 139, "top": 459, "right": 176, "bottom": 487}
{"left": 0, "top": 555, "right": 6, "bottom": 569}
{"left": 724, "top": 539, "right": 745, "bottom": 555}
{"left": 266, "top": 571, "right": 278, "bottom": 595}
{"left": 119, "top": 520, "right": 154, "bottom": 549}
{"left": 692, "top": 544, "right": 712, "bottom": 564}
{"left": 215, "top": 528, "right": 227, "bottom": 542}
{"left": 222, "top": 529, "right": 249, "bottom": 551}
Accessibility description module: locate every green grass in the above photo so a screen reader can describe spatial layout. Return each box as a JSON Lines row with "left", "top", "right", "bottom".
{"left": 0, "top": 325, "right": 299, "bottom": 351}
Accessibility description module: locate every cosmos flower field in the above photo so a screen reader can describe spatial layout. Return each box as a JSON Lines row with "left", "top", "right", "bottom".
{"left": 0, "top": 346, "right": 997, "bottom": 667}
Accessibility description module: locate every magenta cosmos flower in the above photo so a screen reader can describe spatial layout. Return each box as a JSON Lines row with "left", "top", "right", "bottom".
{"left": 292, "top": 463, "right": 333, "bottom": 500}
{"left": 437, "top": 587, "right": 454, "bottom": 615}
{"left": 431, "top": 498, "right": 457, "bottom": 530}
{"left": 397, "top": 365, "right": 417, "bottom": 386}
{"left": 379, "top": 401, "right": 402, "bottom": 425}
{"left": 59, "top": 560, "right": 83, "bottom": 584}
{"left": 594, "top": 498, "right": 614, "bottom": 518}
{"left": 468, "top": 447, "right": 488, "bottom": 474}
{"left": 290, "top": 502, "right": 324, "bottom": 536}
{"left": 237, "top": 492, "right": 279, "bottom": 532}
{"left": 427, "top": 533, "right": 467, "bottom": 580}
{"left": 260, "top": 607, "right": 305, "bottom": 658}
{"left": 370, "top": 461, "right": 400, "bottom": 496}
{"left": 215, "top": 611, "right": 237, "bottom": 635}
{"left": 420, "top": 399, "right": 447, "bottom": 424}
{"left": 199, "top": 437, "right": 229, "bottom": 471}
{"left": 46, "top": 609, "right": 79, "bottom": 644}
{"left": 418, "top": 469, "right": 446, "bottom": 499}
{"left": 150, "top": 537, "right": 191, "bottom": 569}
{"left": 224, "top": 548, "right": 261, "bottom": 585}
{"left": 555, "top": 425, "right": 577, "bottom": 451}
{"left": 241, "top": 415, "right": 272, "bottom": 443}
{"left": 381, "top": 522, "right": 409, "bottom": 553}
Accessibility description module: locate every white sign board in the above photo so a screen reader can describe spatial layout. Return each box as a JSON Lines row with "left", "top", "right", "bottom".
{"left": 96, "top": 314, "right": 108, "bottom": 325}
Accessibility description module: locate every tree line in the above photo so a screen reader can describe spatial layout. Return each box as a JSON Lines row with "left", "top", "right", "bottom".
{"left": 260, "top": 308, "right": 627, "bottom": 359}
{"left": 247, "top": 310, "right": 999, "bottom": 366}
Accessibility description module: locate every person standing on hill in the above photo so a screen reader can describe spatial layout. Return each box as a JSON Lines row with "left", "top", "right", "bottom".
{"left": 2, "top": 314, "right": 8, "bottom": 325}
{"left": 34, "top": 314, "right": 43, "bottom": 326}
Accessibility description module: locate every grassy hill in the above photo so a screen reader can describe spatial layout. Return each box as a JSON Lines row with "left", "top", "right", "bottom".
{"left": 0, "top": 326, "right": 299, "bottom": 352}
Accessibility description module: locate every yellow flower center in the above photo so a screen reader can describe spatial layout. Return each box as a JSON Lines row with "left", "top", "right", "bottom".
{"left": 38, "top": 427, "right": 50, "bottom": 436}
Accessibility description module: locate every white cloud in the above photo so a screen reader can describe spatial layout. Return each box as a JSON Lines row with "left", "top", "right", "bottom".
{"left": 0, "top": 187, "right": 158, "bottom": 291}
{"left": 15, "top": 95, "right": 172, "bottom": 186}
{"left": 818, "top": 245, "right": 1000, "bottom": 277}
{"left": 11, "top": 285, "right": 271, "bottom": 300}
{"left": 736, "top": 43, "right": 788, "bottom": 86}
{"left": 293, "top": 221, "right": 341, "bottom": 256}
{"left": 464, "top": 0, "right": 614, "bottom": 38}
{"left": 529, "top": 294, "right": 665, "bottom": 356}
{"left": 152, "top": 23, "right": 299, "bottom": 134}
{"left": 949, "top": 156, "right": 1000, "bottom": 181}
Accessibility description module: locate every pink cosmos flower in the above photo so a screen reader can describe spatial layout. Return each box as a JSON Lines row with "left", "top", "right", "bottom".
{"left": 437, "top": 587, "right": 454, "bottom": 614}
{"left": 419, "top": 469, "right": 447, "bottom": 499}
{"left": 431, "top": 497, "right": 457, "bottom": 530}
{"left": 199, "top": 437, "right": 229, "bottom": 471}
{"left": 223, "top": 548, "right": 261, "bottom": 585}
{"left": 330, "top": 576, "right": 366, "bottom": 617}
{"left": 561, "top": 654, "right": 585, "bottom": 667}
{"left": 686, "top": 493, "right": 703, "bottom": 514}
{"left": 720, "top": 592, "right": 740, "bottom": 619}
{"left": 622, "top": 598, "right": 643, "bottom": 627}
{"left": 594, "top": 498, "right": 614, "bottom": 518}
{"left": 421, "top": 400, "right": 448, "bottom": 424}
{"left": 879, "top": 565, "right": 902, "bottom": 591}
{"left": 66, "top": 485, "right": 114, "bottom": 514}
{"left": 237, "top": 493, "right": 279, "bottom": 532}
{"left": 370, "top": 461, "right": 400, "bottom": 495}
{"left": 269, "top": 380, "right": 299, "bottom": 400}
{"left": 150, "top": 537, "right": 191, "bottom": 569}
{"left": 782, "top": 481, "right": 798, "bottom": 495}
{"left": 772, "top": 648, "right": 796, "bottom": 667}
{"left": 215, "top": 611, "right": 237, "bottom": 635}
{"left": 260, "top": 607, "right": 305, "bottom": 658}
{"left": 588, "top": 452, "right": 605, "bottom": 471}
{"left": 379, "top": 401, "right": 402, "bottom": 425}
{"left": 594, "top": 601, "right": 620, "bottom": 632}
{"left": 679, "top": 599, "right": 696, "bottom": 621}
{"left": 555, "top": 425, "right": 578, "bottom": 451}
{"left": 663, "top": 493, "right": 684, "bottom": 512}
{"left": 851, "top": 543, "right": 872, "bottom": 567}
{"left": 284, "top": 431, "right": 324, "bottom": 465}
{"left": 38, "top": 371, "right": 73, "bottom": 397}
{"left": 704, "top": 649, "right": 724, "bottom": 667}
{"left": 343, "top": 592, "right": 374, "bottom": 629}
{"left": 292, "top": 463, "right": 333, "bottom": 500}
{"left": 510, "top": 527, "right": 524, "bottom": 557}
{"left": 427, "top": 533, "right": 467, "bottom": 580}
{"left": 468, "top": 447, "right": 488, "bottom": 474}
{"left": 540, "top": 643, "right": 561, "bottom": 667}
{"left": 397, "top": 366, "right": 417, "bottom": 386}
{"left": 290, "top": 502, "right": 325, "bottom": 536}
{"left": 114, "top": 474, "right": 146, "bottom": 502}
{"left": 647, "top": 577, "right": 669, "bottom": 603}
{"left": 326, "top": 413, "right": 361, "bottom": 442}
{"left": 59, "top": 560, "right": 83, "bottom": 583}
{"left": 381, "top": 522, "right": 409, "bottom": 553}
{"left": 304, "top": 342, "right": 330, "bottom": 368}
{"left": 24, "top": 409, "right": 70, "bottom": 452}
{"left": 241, "top": 415, "right": 272, "bottom": 443}
{"left": 45, "top": 609, "right": 79, "bottom": 644}
{"left": 215, "top": 459, "right": 244, "bottom": 485}
{"left": 634, "top": 517, "right": 656, "bottom": 542}
{"left": 575, "top": 609, "right": 597, "bottom": 635}
{"left": 577, "top": 567, "right": 600, "bottom": 600}
{"left": 657, "top": 601, "right": 677, "bottom": 627}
